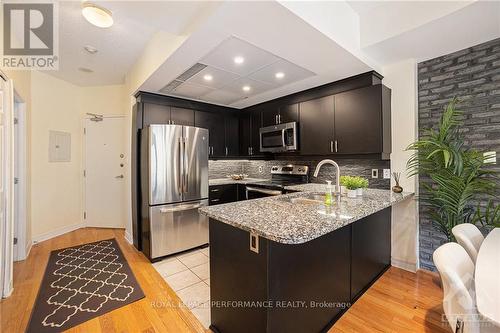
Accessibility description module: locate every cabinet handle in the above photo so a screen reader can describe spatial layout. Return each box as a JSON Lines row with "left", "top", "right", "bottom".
{"left": 210, "top": 188, "right": 220, "bottom": 192}
{"left": 225, "top": 147, "right": 228, "bottom": 156}
{"left": 250, "top": 147, "right": 253, "bottom": 155}
{"left": 278, "top": 114, "right": 281, "bottom": 124}
{"left": 335, "top": 140, "right": 338, "bottom": 153}
{"left": 330, "top": 141, "right": 334, "bottom": 153}
{"left": 275, "top": 115, "right": 278, "bottom": 124}
{"left": 248, "top": 147, "right": 251, "bottom": 155}
{"left": 210, "top": 198, "right": 220, "bottom": 202}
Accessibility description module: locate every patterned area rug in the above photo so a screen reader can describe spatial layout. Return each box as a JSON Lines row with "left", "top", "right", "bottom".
{"left": 27, "top": 239, "right": 145, "bottom": 333}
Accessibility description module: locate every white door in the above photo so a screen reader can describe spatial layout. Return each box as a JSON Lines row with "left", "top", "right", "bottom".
{"left": 84, "top": 116, "right": 127, "bottom": 228}
{"left": 0, "top": 75, "right": 14, "bottom": 298}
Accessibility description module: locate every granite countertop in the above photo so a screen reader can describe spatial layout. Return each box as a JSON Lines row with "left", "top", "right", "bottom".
{"left": 209, "top": 178, "right": 268, "bottom": 186}
{"left": 199, "top": 185, "right": 414, "bottom": 245}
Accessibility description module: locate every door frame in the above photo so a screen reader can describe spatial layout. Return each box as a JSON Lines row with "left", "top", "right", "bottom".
{"left": 13, "top": 92, "right": 28, "bottom": 261}
{"left": 82, "top": 114, "right": 127, "bottom": 228}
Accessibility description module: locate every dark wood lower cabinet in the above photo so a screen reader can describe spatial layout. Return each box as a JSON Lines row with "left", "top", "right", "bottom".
{"left": 209, "top": 185, "right": 238, "bottom": 205}
{"left": 209, "top": 207, "right": 391, "bottom": 333}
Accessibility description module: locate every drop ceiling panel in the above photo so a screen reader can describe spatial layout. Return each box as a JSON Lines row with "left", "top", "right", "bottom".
{"left": 222, "top": 77, "right": 274, "bottom": 97}
{"left": 203, "top": 90, "right": 242, "bottom": 105}
{"left": 188, "top": 66, "right": 241, "bottom": 89}
{"left": 172, "top": 82, "right": 215, "bottom": 98}
{"left": 248, "top": 59, "right": 314, "bottom": 86}
{"left": 200, "top": 37, "right": 280, "bottom": 76}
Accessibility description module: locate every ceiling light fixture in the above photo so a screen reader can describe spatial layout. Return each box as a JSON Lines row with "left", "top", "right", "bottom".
{"left": 84, "top": 45, "right": 98, "bottom": 54}
{"left": 82, "top": 2, "right": 114, "bottom": 28}
{"left": 203, "top": 74, "right": 213, "bottom": 81}
{"left": 275, "top": 72, "right": 285, "bottom": 79}
{"left": 242, "top": 85, "right": 251, "bottom": 92}
{"left": 78, "top": 67, "right": 94, "bottom": 73}
{"left": 234, "top": 56, "right": 245, "bottom": 64}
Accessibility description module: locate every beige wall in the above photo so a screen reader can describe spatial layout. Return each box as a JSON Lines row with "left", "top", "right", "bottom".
{"left": 382, "top": 59, "right": 419, "bottom": 272}
{"left": 30, "top": 71, "right": 126, "bottom": 241}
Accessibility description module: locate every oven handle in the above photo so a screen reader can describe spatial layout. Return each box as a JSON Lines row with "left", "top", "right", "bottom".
{"left": 246, "top": 186, "right": 283, "bottom": 198}
{"left": 281, "top": 129, "right": 286, "bottom": 147}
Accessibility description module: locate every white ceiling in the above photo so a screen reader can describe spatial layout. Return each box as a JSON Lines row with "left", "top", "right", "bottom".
{"left": 164, "top": 37, "right": 315, "bottom": 105}
{"left": 47, "top": 1, "right": 217, "bottom": 86}
{"left": 41, "top": 0, "right": 500, "bottom": 107}
{"left": 140, "top": 1, "right": 372, "bottom": 108}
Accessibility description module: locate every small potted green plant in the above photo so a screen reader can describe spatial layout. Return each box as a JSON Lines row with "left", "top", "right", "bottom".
{"left": 356, "top": 177, "right": 369, "bottom": 196}
{"left": 340, "top": 176, "right": 362, "bottom": 198}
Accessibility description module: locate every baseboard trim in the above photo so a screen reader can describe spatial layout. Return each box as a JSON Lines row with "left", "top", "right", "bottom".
{"left": 391, "top": 258, "right": 417, "bottom": 272}
{"left": 124, "top": 231, "right": 133, "bottom": 245}
{"left": 32, "top": 223, "right": 86, "bottom": 244}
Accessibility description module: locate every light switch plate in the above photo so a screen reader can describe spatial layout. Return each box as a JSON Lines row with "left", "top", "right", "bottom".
{"left": 371, "top": 169, "right": 379, "bottom": 179}
{"left": 484, "top": 151, "right": 497, "bottom": 164}
{"left": 383, "top": 169, "right": 391, "bottom": 179}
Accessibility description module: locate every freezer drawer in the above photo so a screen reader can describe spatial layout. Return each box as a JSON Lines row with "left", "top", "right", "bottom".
{"left": 149, "top": 199, "right": 209, "bottom": 258}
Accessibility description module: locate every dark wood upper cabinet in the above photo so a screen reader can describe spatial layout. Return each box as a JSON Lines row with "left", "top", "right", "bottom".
{"left": 224, "top": 115, "right": 239, "bottom": 156}
{"left": 251, "top": 109, "right": 262, "bottom": 154}
{"left": 278, "top": 103, "right": 299, "bottom": 124}
{"left": 143, "top": 103, "right": 170, "bottom": 125}
{"left": 239, "top": 113, "right": 252, "bottom": 156}
{"left": 195, "top": 111, "right": 225, "bottom": 157}
{"left": 261, "top": 103, "right": 298, "bottom": 127}
{"left": 262, "top": 105, "right": 279, "bottom": 127}
{"left": 299, "top": 96, "right": 335, "bottom": 155}
{"left": 170, "top": 107, "right": 194, "bottom": 126}
{"left": 334, "top": 85, "right": 390, "bottom": 155}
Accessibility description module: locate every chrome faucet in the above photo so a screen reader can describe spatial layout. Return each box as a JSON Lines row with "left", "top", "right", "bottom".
{"left": 313, "top": 159, "right": 341, "bottom": 194}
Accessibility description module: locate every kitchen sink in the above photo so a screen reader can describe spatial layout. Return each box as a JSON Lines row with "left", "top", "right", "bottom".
{"left": 281, "top": 193, "right": 339, "bottom": 205}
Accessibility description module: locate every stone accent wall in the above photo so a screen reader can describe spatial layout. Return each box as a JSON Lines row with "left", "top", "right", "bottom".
{"left": 209, "top": 159, "right": 391, "bottom": 189}
{"left": 417, "top": 38, "right": 500, "bottom": 270}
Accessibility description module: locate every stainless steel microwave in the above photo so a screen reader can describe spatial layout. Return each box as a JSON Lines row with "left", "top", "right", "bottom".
{"left": 259, "top": 122, "right": 298, "bottom": 153}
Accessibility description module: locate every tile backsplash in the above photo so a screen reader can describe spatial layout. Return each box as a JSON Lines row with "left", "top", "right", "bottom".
{"left": 209, "top": 159, "right": 391, "bottom": 189}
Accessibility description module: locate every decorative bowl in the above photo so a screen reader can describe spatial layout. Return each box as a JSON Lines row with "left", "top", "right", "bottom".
{"left": 228, "top": 174, "right": 248, "bottom": 181}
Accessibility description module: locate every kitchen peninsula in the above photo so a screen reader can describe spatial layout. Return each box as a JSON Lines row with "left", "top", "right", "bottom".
{"left": 200, "top": 186, "right": 413, "bottom": 333}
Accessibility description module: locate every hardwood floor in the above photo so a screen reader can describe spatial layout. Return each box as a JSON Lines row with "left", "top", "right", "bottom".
{"left": 0, "top": 227, "right": 448, "bottom": 333}
{"left": 0, "top": 228, "right": 207, "bottom": 333}
{"left": 330, "top": 268, "right": 450, "bottom": 333}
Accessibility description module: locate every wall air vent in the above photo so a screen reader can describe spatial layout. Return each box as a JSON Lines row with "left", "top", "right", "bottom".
{"left": 159, "top": 63, "right": 207, "bottom": 94}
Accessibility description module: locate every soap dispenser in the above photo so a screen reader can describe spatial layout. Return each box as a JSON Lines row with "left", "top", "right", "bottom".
{"left": 325, "top": 180, "right": 333, "bottom": 206}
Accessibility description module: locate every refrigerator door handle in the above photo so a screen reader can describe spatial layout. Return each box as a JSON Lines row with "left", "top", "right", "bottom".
{"left": 159, "top": 202, "right": 203, "bottom": 213}
{"left": 183, "top": 139, "right": 188, "bottom": 193}
{"left": 178, "top": 138, "right": 183, "bottom": 195}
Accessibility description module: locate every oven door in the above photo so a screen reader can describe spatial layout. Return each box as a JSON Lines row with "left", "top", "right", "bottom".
{"left": 260, "top": 122, "right": 298, "bottom": 152}
{"left": 245, "top": 186, "right": 283, "bottom": 199}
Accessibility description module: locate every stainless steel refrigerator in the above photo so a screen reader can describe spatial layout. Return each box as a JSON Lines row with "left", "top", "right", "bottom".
{"left": 141, "top": 124, "right": 209, "bottom": 260}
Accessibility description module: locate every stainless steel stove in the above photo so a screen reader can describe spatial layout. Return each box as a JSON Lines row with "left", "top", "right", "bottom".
{"left": 245, "top": 165, "right": 309, "bottom": 199}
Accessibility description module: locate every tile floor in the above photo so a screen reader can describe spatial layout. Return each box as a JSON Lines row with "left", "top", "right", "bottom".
{"left": 152, "top": 247, "right": 211, "bottom": 328}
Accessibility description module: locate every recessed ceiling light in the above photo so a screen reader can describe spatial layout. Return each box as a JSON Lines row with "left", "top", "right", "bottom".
{"left": 203, "top": 74, "right": 213, "bottom": 81}
{"left": 242, "top": 85, "right": 251, "bottom": 92}
{"left": 234, "top": 56, "right": 245, "bottom": 64}
{"left": 83, "top": 45, "right": 98, "bottom": 54}
{"left": 82, "top": 2, "right": 113, "bottom": 28}
{"left": 275, "top": 72, "right": 285, "bottom": 79}
{"left": 78, "top": 67, "right": 94, "bottom": 73}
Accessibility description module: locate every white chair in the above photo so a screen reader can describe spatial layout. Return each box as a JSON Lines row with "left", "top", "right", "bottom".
{"left": 452, "top": 224, "right": 484, "bottom": 264}
{"left": 434, "top": 242, "right": 478, "bottom": 333}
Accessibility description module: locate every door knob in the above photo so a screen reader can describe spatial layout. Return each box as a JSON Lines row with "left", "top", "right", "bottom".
{"left": 115, "top": 175, "right": 124, "bottom": 179}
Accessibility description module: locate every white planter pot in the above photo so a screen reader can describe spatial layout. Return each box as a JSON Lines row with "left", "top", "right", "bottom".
{"left": 357, "top": 188, "right": 363, "bottom": 196}
{"left": 340, "top": 186, "right": 346, "bottom": 195}
{"left": 347, "top": 189, "right": 357, "bottom": 198}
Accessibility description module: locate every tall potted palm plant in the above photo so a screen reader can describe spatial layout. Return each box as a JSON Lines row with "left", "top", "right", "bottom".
{"left": 407, "top": 99, "right": 499, "bottom": 241}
